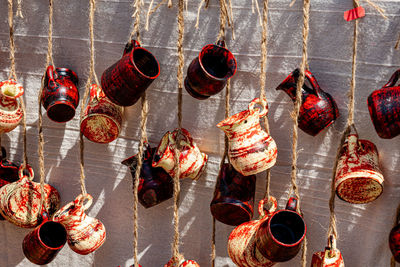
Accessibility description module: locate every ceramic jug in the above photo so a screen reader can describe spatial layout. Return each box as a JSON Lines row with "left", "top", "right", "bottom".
{"left": 53, "top": 194, "right": 106, "bottom": 255}
{"left": 122, "top": 144, "right": 173, "bottom": 208}
{"left": 228, "top": 197, "right": 306, "bottom": 266}
{"left": 368, "top": 68, "right": 400, "bottom": 139}
{"left": 164, "top": 256, "right": 200, "bottom": 267}
{"left": 210, "top": 163, "right": 256, "bottom": 226}
{"left": 276, "top": 69, "right": 339, "bottom": 136}
{"left": 81, "top": 84, "right": 123, "bottom": 144}
{"left": 311, "top": 236, "right": 344, "bottom": 267}
{"left": 0, "top": 79, "right": 24, "bottom": 133}
{"left": 0, "top": 165, "right": 60, "bottom": 228}
{"left": 0, "top": 147, "right": 20, "bottom": 220}
{"left": 152, "top": 128, "right": 208, "bottom": 180}
{"left": 185, "top": 40, "right": 237, "bottom": 99}
{"left": 101, "top": 39, "right": 160, "bottom": 106}
{"left": 42, "top": 65, "right": 79, "bottom": 123}
{"left": 335, "top": 134, "right": 383, "bottom": 204}
{"left": 217, "top": 97, "right": 277, "bottom": 176}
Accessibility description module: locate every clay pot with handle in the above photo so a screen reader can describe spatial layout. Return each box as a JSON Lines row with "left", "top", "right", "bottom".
{"left": 0, "top": 79, "right": 24, "bottom": 133}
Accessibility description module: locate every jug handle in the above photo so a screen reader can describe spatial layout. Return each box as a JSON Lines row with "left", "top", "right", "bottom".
{"left": 123, "top": 39, "right": 141, "bottom": 56}
{"left": 248, "top": 97, "right": 269, "bottom": 118}
{"left": 304, "top": 69, "right": 323, "bottom": 97}
{"left": 46, "top": 65, "right": 57, "bottom": 90}
{"left": 285, "top": 197, "right": 298, "bottom": 211}
{"left": 18, "top": 164, "right": 34, "bottom": 181}
{"left": 258, "top": 196, "right": 277, "bottom": 218}
{"left": 78, "top": 194, "right": 93, "bottom": 211}
{"left": 382, "top": 69, "right": 400, "bottom": 88}
{"left": 216, "top": 39, "right": 225, "bottom": 47}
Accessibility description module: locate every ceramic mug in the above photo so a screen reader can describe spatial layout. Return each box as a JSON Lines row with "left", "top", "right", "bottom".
{"left": 101, "top": 39, "right": 160, "bottom": 106}
{"left": 210, "top": 163, "right": 256, "bottom": 226}
{"left": 42, "top": 65, "right": 79, "bottom": 123}
{"left": 22, "top": 212, "right": 67, "bottom": 265}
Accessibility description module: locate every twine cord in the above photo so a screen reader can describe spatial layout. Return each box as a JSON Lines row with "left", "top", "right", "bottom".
{"left": 16, "top": 0, "right": 23, "bottom": 18}
{"left": 177, "top": 0, "right": 184, "bottom": 129}
{"left": 7, "top": 0, "right": 17, "bottom": 81}
{"left": 395, "top": 33, "right": 400, "bottom": 50}
{"left": 131, "top": 0, "right": 143, "bottom": 42}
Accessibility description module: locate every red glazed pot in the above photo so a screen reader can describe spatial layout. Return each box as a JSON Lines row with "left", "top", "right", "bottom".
{"left": 0, "top": 147, "right": 20, "bottom": 220}
{"left": 81, "top": 84, "right": 123, "bottom": 143}
{"left": 390, "top": 223, "right": 400, "bottom": 263}
{"left": 101, "top": 39, "right": 160, "bottom": 106}
{"left": 42, "top": 65, "right": 79, "bottom": 123}
{"left": 0, "top": 79, "right": 24, "bottom": 133}
{"left": 335, "top": 134, "right": 383, "bottom": 204}
{"left": 164, "top": 257, "right": 200, "bottom": 267}
{"left": 185, "top": 40, "right": 237, "bottom": 99}
{"left": 217, "top": 97, "right": 277, "bottom": 176}
{"left": 53, "top": 194, "right": 106, "bottom": 255}
{"left": 276, "top": 69, "right": 339, "bottom": 136}
{"left": 311, "top": 236, "right": 344, "bottom": 267}
{"left": 210, "top": 163, "right": 256, "bottom": 226}
{"left": 0, "top": 165, "right": 60, "bottom": 228}
{"left": 22, "top": 212, "right": 67, "bottom": 265}
{"left": 122, "top": 144, "right": 173, "bottom": 208}
{"left": 368, "top": 69, "right": 400, "bottom": 139}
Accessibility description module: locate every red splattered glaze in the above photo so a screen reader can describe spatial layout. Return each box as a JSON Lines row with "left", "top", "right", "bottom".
{"left": 311, "top": 249, "right": 344, "bottom": 267}
{"left": 0, "top": 79, "right": 24, "bottom": 133}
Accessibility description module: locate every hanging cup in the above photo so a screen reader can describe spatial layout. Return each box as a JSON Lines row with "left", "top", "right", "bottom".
{"left": 311, "top": 236, "right": 344, "bottom": 267}
{"left": 80, "top": 84, "right": 123, "bottom": 143}
{"left": 368, "top": 69, "right": 400, "bottom": 139}
{"left": 101, "top": 39, "right": 160, "bottom": 106}
{"left": 41, "top": 65, "right": 79, "bottom": 123}
{"left": 0, "top": 79, "right": 24, "bottom": 133}
{"left": 185, "top": 40, "right": 237, "bottom": 99}
{"left": 22, "top": 212, "right": 67, "bottom": 265}
{"left": 210, "top": 163, "right": 256, "bottom": 226}
{"left": 335, "top": 134, "right": 384, "bottom": 204}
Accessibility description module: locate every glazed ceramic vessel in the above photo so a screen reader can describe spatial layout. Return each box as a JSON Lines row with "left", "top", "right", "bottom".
{"left": 311, "top": 236, "right": 344, "bottom": 267}
{"left": 0, "top": 147, "right": 20, "bottom": 220}
{"left": 153, "top": 128, "right": 208, "bottom": 180}
{"left": 53, "top": 194, "right": 106, "bottom": 255}
{"left": 0, "top": 165, "right": 60, "bottom": 228}
{"left": 164, "top": 257, "right": 200, "bottom": 267}
{"left": 81, "top": 84, "right": 123, "bottom": 143}
{"left": 0, "top": 79, "right": 24, "bottom": 133}
{"left": 335, "top": 134, "right": 384, "bottom": 204}
{"left": 217, "top": 97, "right": 277, "bottom": 176}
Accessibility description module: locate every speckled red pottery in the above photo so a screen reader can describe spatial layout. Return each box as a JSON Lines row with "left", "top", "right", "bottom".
{"left": 210, "top": 163, "right": 256, "bottom": 226}
{"left": 153, "top": 128, "right": 208, "bottom": 180}
{"left": 22, "top": 212, "right": 67, "bottom": 265}
{"left": 101, "top": 39, "right": 160, "bottom": 106}
{"left": 0, "top": 147, "right": 20, "bottom": 220}
{"left": 368, "top": 69, "right": 400, "bottom": 139}
{"left": 122, "top": 144, "right": 173, "bottom": 208}
{"left": 217, "top": 97, "right": 277, "bottom": 176}
{"left": 335, "top": 134, "right": 383, "bottom": 204}
{"left": 53, "top": 194, "right": 106, "bottom": 255}
{"left": 0, "top": 165, "right": 60, "bottom": 228}
{"left": 311, "top": 236, "right": 344, "bottom": 267}
{"left": 389, "top": 222, "right": 400, "bottom": 263}
{"left": 185, "top": 40, "right": 237, "bottom": 99}
{"left": 164, "top": 257, "right": 200, "bottom": 267}
{"left": 276, "top": 69, "right": 339, "bottom": 136}
{"left": 42, "top": 65, "right": 79, "bottom": 123}
{"left": 0, "top": 79, "right": 24, "bottom": 133}
{"left": 81, "top": 84, "right": 123, "bottom": 143}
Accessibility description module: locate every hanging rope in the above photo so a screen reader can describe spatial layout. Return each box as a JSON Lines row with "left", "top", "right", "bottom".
{"left": 145, "top": 0, "right": 173, "bottom": 31}
{"left": 38, "top": 0, "right": 55, "bottom": 216}
{"left": 16, "top": 0, "right": 23, "bottom": 18}
{"left": 395, "top": 33, "right": 400, "bottom": 50}
{"left": 195, "top": 0, "right": 209, "bottom": 29}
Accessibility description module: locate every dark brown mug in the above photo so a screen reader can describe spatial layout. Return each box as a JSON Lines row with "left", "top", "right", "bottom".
{"left": 255, "top": 197, "right": 306, "bottom": 262}
{"left": 22, "top": 213, "right": 67, "bottom": 265}
{"left": 210, "top": 163, "right": 256, "bottom": 226}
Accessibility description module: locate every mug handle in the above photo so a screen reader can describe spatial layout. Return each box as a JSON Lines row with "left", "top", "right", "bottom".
{"left": 304, "top": 69, "right": 322, "bottom": 98}
{"left": 78, "top": 194, "right": 93, "bottom": 211}
{"left": 18, "top": 164, "right": 34, "bottom": 181}
{"left": 285, "top": 197, "right": 298, "bottom": 211}
{"left": 123, "top": 39, "right": 141, "bottom": 56}
{"left": 382, "top": 69, "right": 400, "bottom": 89}
{"left": 216, "top": 39, "right": 225, "bottom": 47}
{"left": 46, "top": 65, "right": 57, "bottom": 90}
{"left": 258, "top": 196, "right": 277, "bottom": 218}
{"left": 248, "top": 97, "right": 269, "bottom": 118}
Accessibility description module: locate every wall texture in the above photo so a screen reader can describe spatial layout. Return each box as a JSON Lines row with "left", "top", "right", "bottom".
{"left": 0, "top": 0, "right": 399, "bottom": 266}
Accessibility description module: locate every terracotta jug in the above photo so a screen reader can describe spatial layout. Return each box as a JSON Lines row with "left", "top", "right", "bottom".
{"left": 164, "top": 256, "right": 200, "bottom": 267}
{"left": 217, "top": 97, "right": 277, "bottom": 176}
{"left": 0, "top": 165, "right": 60, "bottom": 228}
{"left": 276, "top": 69, "right": 339, "bottom": 136}
{"left": 311, "top": 236, "right": 344, "bottom": 267}
{"left": 368, "top": 68, "right": 400, "bottom": 139}
{"left": 53, "top": 194, "right": 106, "bottom": 255}
{"left": 81, "top": 84, "right": 123, "bottom": 144}
{"left": 122, "top": 144, "right": 173, "bottom": 208}
{"left": 152, "top": 128, "right": 208, "bottom": 180}
{"left": 335, "top": 134, "right": 383, "bottom": 204}
{"left": 0, "top": 79, "right": 24, "bottom": 133}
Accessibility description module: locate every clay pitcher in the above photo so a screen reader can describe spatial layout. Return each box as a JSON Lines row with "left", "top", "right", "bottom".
{"left": 217, "top": 97, "right": 277, "bottom": 176}
{"left": 152, "top": 128, "right": 208, "bottom": 180}
{"left": 335, "top": 134, "right": 383, "bottom": 204}
{"left": 210, "top": 163, "right": 256, "bottom": 226}
{"left": 80, "top": 84, "right": 123, "bottom": 143}
{"left": 276, "top": 69, "right": 339, "bottom": 136}
{"left": 164, "top": 256, "right": 200, "bottom": 267}
{"left": 368, "top": 68, "right": 400, "bottom": 139}
{"left": 53, "top": 194, "right": 106, "bottom": 255}
{"left": 311, "top": 236, "right": 344, "bottom": 267}
{"left": 0, "top": 79, "right": 24, "bottom": 133}
{"left": 0, "top": 165, "right": 60, "bottom": 228}
{"left": 122, "top": 144, "right": 173, "bottom": 208}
